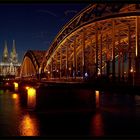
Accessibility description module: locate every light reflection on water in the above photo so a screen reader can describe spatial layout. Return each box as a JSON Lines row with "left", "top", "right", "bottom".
{"left": 12, "top": 93, "right": 18, "bottom": 99}
{"left": 95, "top": 90, "right": 100, "bottom": 108}
{"left": 13, "top": 82, "right": 18, "bottom": 92}
{"left": 27, "top": 87, "right": 36, "bottom": 109}
{"left": 0, "top": 88, "right": 140, "bottom": 136}
{"left": 90, "top": 112, "right": 104, "bottom": 136}
{"left": 19, "top": 114, "right": 39, "bottom": 136}
{"left": 1, "top": 90, "right": 40, "bottom": 136}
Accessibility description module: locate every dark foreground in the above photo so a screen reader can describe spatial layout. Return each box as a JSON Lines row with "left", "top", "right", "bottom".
{"left": 0, "top": 85, "right": 139, "bottom": 138}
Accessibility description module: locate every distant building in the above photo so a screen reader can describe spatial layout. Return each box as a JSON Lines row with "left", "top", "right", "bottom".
{"left": 0, "top": 40, "right": 21, "bottom": 78}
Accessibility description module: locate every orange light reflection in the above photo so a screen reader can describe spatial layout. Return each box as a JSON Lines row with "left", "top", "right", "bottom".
{"left": 27, "top": 87, "right": 36, "bottom": 109}
{"left": 95, "top": 90, "right": 100, "bottom": 108}
{"left": 19, "top": 114, "right": 39, "bottom": 136}
{"left": 13, "top": 82, "right": 18, "bottom": 91}
{"left": 90, "top": 113, "right": 104, "bottom": 136}
{"left": 12, "top": 94, "right": 18, "bottom": 99}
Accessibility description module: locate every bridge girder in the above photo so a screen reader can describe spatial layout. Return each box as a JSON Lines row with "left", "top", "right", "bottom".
{"left": 41, "top": 4, "right": 140, "bottom": 84}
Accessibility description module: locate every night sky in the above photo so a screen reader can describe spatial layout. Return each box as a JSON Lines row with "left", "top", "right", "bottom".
{"left": 0, "top": 3, "right": 89, "bottom": 62}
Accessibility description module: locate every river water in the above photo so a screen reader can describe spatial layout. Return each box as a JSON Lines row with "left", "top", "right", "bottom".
{"left": 0, "top": 87, "right": 140, "bottom": 137}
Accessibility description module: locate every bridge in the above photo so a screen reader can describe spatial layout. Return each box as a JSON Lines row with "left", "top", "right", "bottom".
{"left": 19, "top": 50, "right": 47, "bottom": 79}
{"left": 19, "top": 4, "right": 140, "bottom": 86}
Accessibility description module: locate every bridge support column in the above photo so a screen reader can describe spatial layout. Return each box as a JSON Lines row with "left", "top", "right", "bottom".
{"left": 128, "top": 25, "right": 132, "bottom": 82}
{"left": 56, "top": 51, "right": 59, "bottom": 78}
{"left": 118, "top": 31, "right": 121, "bottom": 81}
{"left": 73, "top": 40, "right": 77, "bottom": 79}
{"left": 66, "top": 45, "right": 68, "bottom": 79}
{"left": 60, "top": 48, "right": 62, "bottom": 79}
{"left": 106, "top": 34, "right": 110, "bottom": 78}
{"left": 122, "top": 53, "right": 124, "bottom": 81}
{"left": 135, "top": 16, "right": 140, "bottom": 86}
{"left": 51, "top": 58, "right": 53, "bottom": 78}
{"left": 112, "top": 20, "right": 116, "bottom": 82}
{"left": 95, "top": 23, "right": 98, "bottom": 78}
{"left": 82, "top": 29, "right": 86, "bottom": 80}
{"left": 106, "top": 61, "right": 110, "bottom": 78}
{"left": 100, "top": 33, "right": 102, "bottom": 76}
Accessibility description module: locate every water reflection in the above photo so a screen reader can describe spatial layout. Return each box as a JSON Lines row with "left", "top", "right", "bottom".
{"left": 95, "top": 90, "right": 100, "bottom": 108}
{"left": 13, "top": 82, "right": 18, "bottom": 92}
{"left": 1, "top": 87, "right": 140, "bottom": 136}
{"left": 12, "top": 93, "right": 18, "bottom": 99}
{"left": 90, "top": 112, "right": 104, "bottom": 136}
{"left": 19, "top": 114, "right": 39, "bottom": 136}
{"left": 27, "top": 87, "right": 36, "bottom": 109}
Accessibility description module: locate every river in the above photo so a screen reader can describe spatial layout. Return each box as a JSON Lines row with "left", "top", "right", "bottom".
{"left": 0, "top": 87, "right": 139, "bottom": 137}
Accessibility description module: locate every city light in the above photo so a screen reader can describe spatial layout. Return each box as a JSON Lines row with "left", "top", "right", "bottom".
{"left": 5, "top": 82, "right": 9, "bottom": 86}
{"left": 13, "top": 82, "right": 18, "bottom": 88}
{"left": 28, "top": 87, "right": 36, "bottom": 97}
{"left": 0, "top": 3, "right": 139, "bottom": 137}
{"left": 130, "top": 68, "right": 133, "bottom": 73}
{"left": 13, "top": 82, "right": 18, "bottom": 91}
{"left": 95, "top": 90, "right": 100, "bottom": 108}
{"left": 27, "top": 87, "right": 36, "bottom": 109}
{"left": 25, "top": 86, "right": 29, "bottom": 90}
{"left": 12, "top": 93, "right": 18, "bottom": 99}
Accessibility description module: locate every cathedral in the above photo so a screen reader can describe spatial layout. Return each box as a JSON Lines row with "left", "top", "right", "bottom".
{"left": 0, "top": 40, "right": 21, "bottom": 78}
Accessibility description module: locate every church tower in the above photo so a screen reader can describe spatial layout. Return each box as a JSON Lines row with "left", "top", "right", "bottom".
{"left": 10, "top": 40, "right": 18, "bottom": 63}
{"left": 2, "top": 40, "right": 9, "bottom": 63}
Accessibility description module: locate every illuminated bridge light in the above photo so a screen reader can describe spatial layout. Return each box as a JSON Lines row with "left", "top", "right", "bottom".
{"left": 13, "top": 82, "right": 18, "bottom": 92}
{"left": 27, "top": 87, "right": 36, "bottom": 109}
{"left": 25, "top": 86, "right": 29, "bottom": 90}
{"left": 95, "top": 90, "right": 100, "bottom": 108}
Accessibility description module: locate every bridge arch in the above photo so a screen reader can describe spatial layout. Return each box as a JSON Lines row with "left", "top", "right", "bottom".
{"left": 20, "top": 50, "right": 46, "bottom": 79}
{"left": 42, "top": 4, "right": 140, "bottom": 84}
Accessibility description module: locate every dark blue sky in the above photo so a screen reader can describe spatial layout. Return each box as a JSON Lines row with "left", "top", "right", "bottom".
{"left": 0, "top": 3, "right": 89, "bottom": 62}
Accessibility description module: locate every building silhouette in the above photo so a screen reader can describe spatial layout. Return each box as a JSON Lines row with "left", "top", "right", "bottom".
{"left": 0, "top": 40, "right": 21, "bottom": 78}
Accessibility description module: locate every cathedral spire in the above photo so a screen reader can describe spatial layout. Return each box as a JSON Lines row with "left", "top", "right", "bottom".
{"left": 10, "top": 40, "right": 18, "bottom": 63}
{"left": 12, "top": 40, "right": 16, "bottom": 54}
{"left": 2, "top": 40, "right": 9, "bottom": 62}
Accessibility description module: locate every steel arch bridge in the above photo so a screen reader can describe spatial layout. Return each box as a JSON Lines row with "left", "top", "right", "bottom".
{"left": 21, "top": 4, "right": 140, "bottom": 84}
{"left": 20, "top": 50, "right": 46, "bottom": 79}
{"left": 40, "top": 4, "right": 140, "bottom": 83}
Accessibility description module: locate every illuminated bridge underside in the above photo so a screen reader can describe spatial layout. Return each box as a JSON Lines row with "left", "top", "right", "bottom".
{"left": 42, "top": 4, "right": 140, "bottom": 83}
{"left": 20, "top": 50, "right": 46, "bottom": 78}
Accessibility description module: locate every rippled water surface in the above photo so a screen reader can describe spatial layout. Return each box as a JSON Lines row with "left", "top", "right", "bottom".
{"left": 0, "top": 88, "right": 140, "bottom": 137}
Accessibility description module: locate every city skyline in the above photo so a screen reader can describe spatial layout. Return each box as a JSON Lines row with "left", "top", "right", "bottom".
{"left": 0, "top": 3, "right": 89, "bottom": 62}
